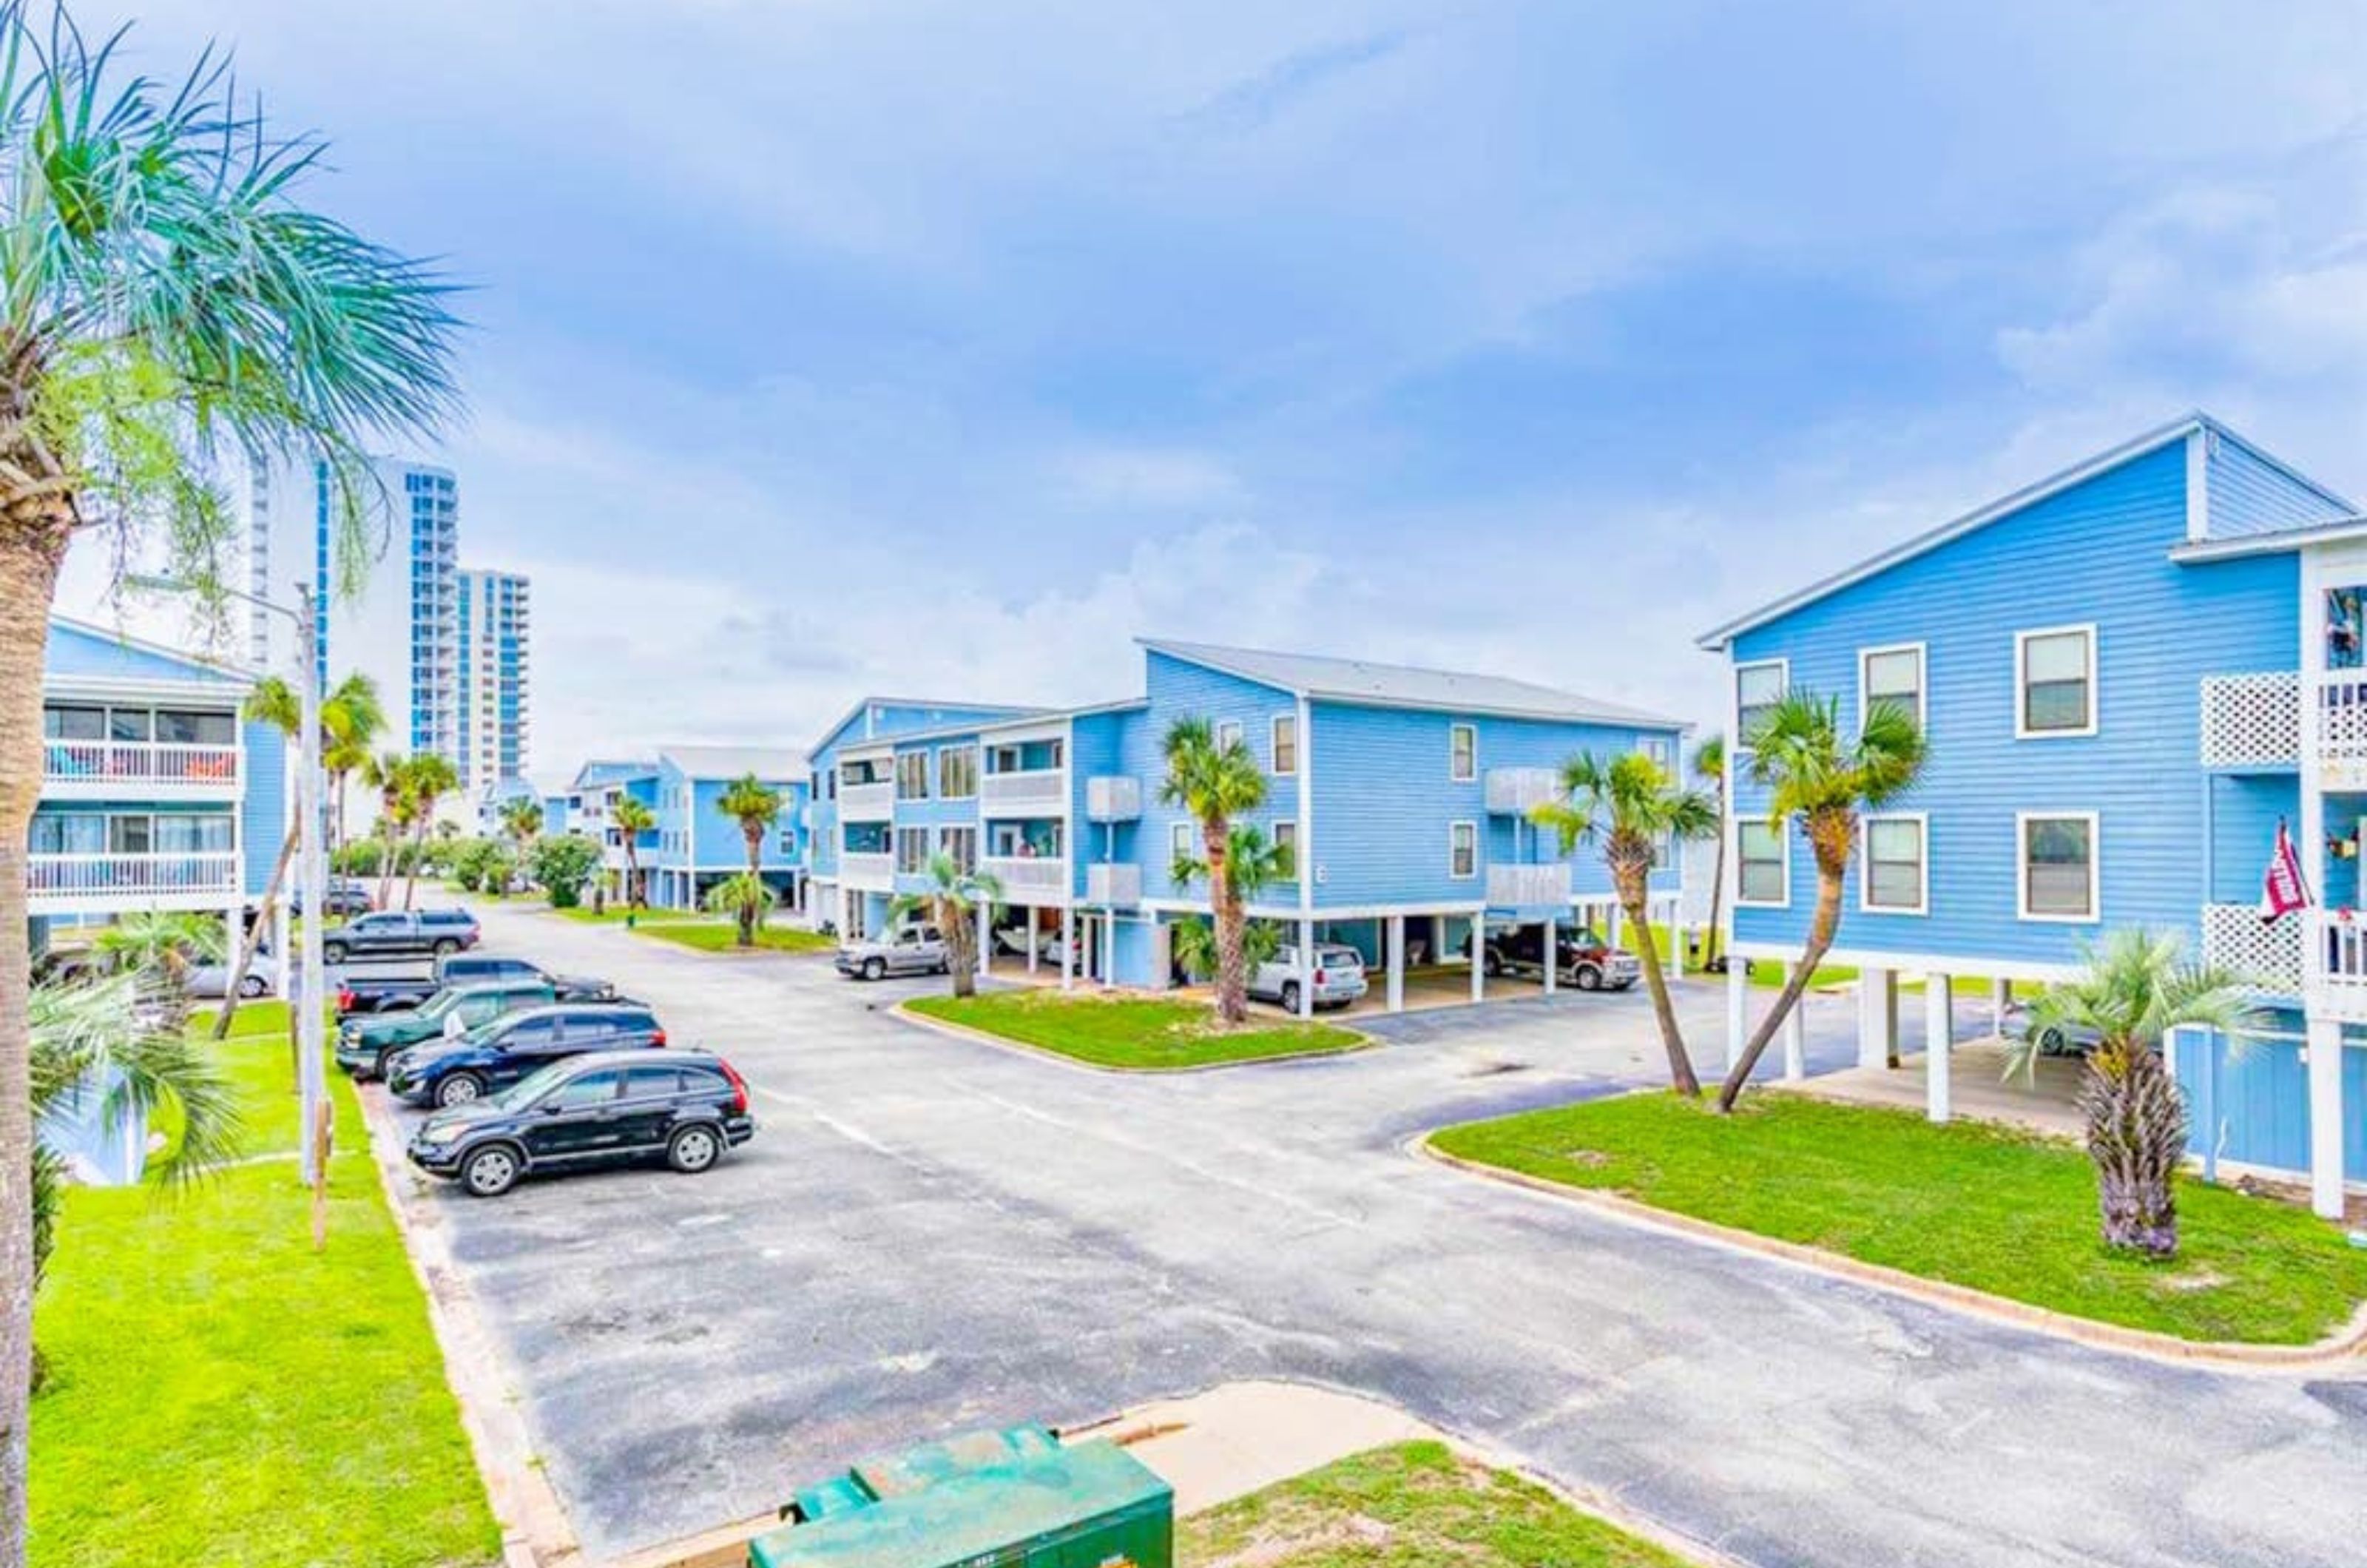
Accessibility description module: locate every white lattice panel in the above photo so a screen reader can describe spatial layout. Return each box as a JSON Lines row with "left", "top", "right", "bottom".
{"left": 2200, "top": 672, "right": 2297, "bottom": 769}
{"left": 2201, "top": 903, "right": 2300, "bottom": 990}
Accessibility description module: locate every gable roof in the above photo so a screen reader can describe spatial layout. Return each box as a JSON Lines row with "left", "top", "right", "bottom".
{"left": 1141, "top": 638, "right": 1682, "bottom": 728}
{"left": 44, "top": 615, "right": 253, "bottom": 692}
{"left": 658, "top": 744, "right": 809, "bottom": 782}
{"left": 568, "top": 757, "right": 656, "bottom": 791}
{"left": 807, "top": 696, "right": 1044, "bottom": 759}
{"left": 2170, "top": 512, "right": 2367, "bottom": 563}
{"left": 1695, "top": 411, "right": 2357, "bottom": 649}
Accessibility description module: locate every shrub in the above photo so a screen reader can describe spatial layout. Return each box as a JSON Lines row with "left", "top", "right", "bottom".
{"left": 528, "top": 834, "right": 602, "bottom": 908}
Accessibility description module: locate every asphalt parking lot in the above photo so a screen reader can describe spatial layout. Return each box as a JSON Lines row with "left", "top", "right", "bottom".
{"left": 378, "top": 904, "right": 2367, "bottom": 1567}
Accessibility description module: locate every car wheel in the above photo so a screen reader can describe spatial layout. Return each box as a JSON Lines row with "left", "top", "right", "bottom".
{"left": 323, "top": 942, "right": 348, "bottom": 964}
{"left": 374, "top": 1048, "right": 400, "bottom": 1082}
{"left": 1280, "top": 981, "right": 1301, "bottom": 1013}
{"left": 238, "top": 973, "right": 268, "bottom": 998}
{"left": 862, "top": 957, "right": 886, "bottom": 981}
{"left": 460, "top": 1143, "right": 520, "bottom": 1197}
{"left": 1575, "top": 964, "right": 1603, "bottom": 991}
{"left": 434, "top": 1071, "right": 486, "bottom": 1108}
{"left": 432, "top": 938, "right": 460, "bottom": 956}
{"left": 667, "top": 1124, "right": 722, "bottom": 1175}
{"left": 2037, "top": 1027, "right": 2067, "bottom": 1056}
{"left": 1483, "top": 951, "right": 1503, "bottom": 978}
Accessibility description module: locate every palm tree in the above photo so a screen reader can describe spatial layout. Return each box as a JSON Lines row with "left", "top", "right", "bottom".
{"left": 1692, "top": 734, "right": 1728, "bottom": 973}
{"left": 400, "top": 753, "right": 459, "bottom": 909}
{"left": 702, "top": 873, "right": 774, "bottom": 943}
{"left": 1531, "top": 751, "right": 1720, "bottom": 1096}
{"left": 1169, "top": 913, "right": 1283, "bottom": 984}
{"left": 715, "top": 774, "right": 784, "bottom": 946}
{"left": 891, "top": 853, "right": 1005, "bottom": 998}
{"left": 2008, "top": 930, "right": 2260, "bottom": 1258}
{"left": 612, "top": 796, "right": 657, "bottom": 908}
{"left": 1171, "top": 821, "right": 1294, "bottom": 1001}
{"left": 1715, "top": 692, "right": 1927, "bottom": 1112}
{"left": 1158, "top": 718, "right": 1269, "bottom": 1025}
{"left": 92, "top": 912, "right": 225, "bottom": 1037}
{"left": 321, "top": 673, "right": 385, "bottom": 866}
{"left": 0, "top": 12, "right": 457, "bottom": 1530}
{"left": 362, "top": 750, "right": 411, "bottom": 908}
{"left": 499, "top": 795, "right": 543, "bottom": 851}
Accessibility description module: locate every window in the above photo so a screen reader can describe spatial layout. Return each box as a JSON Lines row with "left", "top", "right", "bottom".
{"left": 1861, "top": 815, "right": 1927, "bottom": 914}
{"left": 1449, "top": 820, "right": 1476, "bottom": 879}
{"left": 777, "top": 829, "right": 795, "bottom": 854}
{"left": 544, "top": 1069, "right": 621, "bottom": 1112}
{"left": 1273, "top": 820, "right": 1297, "bottom": 874}
{"left": 42, "top": 705, "right": 103, "bottom": 740}
{"left": 1449, "top": 723, "right": 1476, "bottom": 782}
{"left": 623, "top": 1065, "right": 686, "bottom": 1100}
{"left": 107, "top": 815, "right": 152, "bottom": 854}
{"left": 1215, "top": 720, "right": 1243, "bottom": 753}
{"left": 937, "top": 746, "right": 978, "bottom": 799}
{"left": 895, "top": 751, "right": 931, "bottom": 800}
{"left": 1637, "top": 735, "right": 1675, "bottom": 774}
{"left": 938, "top": 825, "right": 977, "bottom": 872}
{"left": 108, "top": 709, "right": 151, "bottom": 743}
{"left": 1169, "top": 821, "right": 1194, "bottom": 867}
{"left": 1736, "top": 661, "right": 1786, "bottom": 746}
{"left": 1737, "top": 819, "right": 1787, "bottom": 905}
{"left": 2019, "top": 814, "right": 2098, "bottom": 921}
{"left": 155, "top": 710, "right": 235, "bottom": 746}
{"left": 1271, "top": 714, "right": 1297, "bottom": 775}
{"left": 895, "top": 827, "right": 931, "bottom": 874}
{"left": 1860, "top": 644, "right": 1925, "bottom": 734}
{"left": 2016, "top": 626, "right": 2095, "bottom": 737}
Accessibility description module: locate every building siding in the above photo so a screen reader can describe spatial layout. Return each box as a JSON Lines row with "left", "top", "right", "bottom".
{"left": 2205, "top": 432, "right": 2352, "bottom": 541}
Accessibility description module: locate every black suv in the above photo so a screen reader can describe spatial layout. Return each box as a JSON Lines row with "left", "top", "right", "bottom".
{"left": 385, "top": 1001, "right": 666, "bottom": 1108}
{"left": 405, "top": 1048, "right": 755, "bottom": 1197}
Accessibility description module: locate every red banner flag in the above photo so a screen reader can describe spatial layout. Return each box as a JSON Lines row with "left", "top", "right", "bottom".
{"left": 2260, "top": 819, "right": 2311, "bottom": 924}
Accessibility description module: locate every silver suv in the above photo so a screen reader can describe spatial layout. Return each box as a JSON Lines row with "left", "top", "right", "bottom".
{"left": 1249, "top": 942, "right": 1368, "bottom": 1013}
{"left": 834, "top": 925, "right": 950, "bottom": 981}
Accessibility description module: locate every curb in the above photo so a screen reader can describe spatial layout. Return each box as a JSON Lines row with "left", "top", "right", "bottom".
{"left": 358, "top": 1084, "right": 584, "bottom": 1567}
{"left": 891, "top": 998, "right": 1376, "bottom": 1076}
{"left": 1413, "top": 1135, "right": 2367, "bottom": 1372}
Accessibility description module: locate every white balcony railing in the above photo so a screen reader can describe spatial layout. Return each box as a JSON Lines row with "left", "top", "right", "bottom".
{"left": 1487, "top": 861, "right": 1571, "bottom": 909}
{"left": 2318, "top": 675, "right": 2367, "bottom": 784}
{"left": 1086, "top": 862, "right": 1141, "bottom": 905}
{"left": 983, "top": 854, "right": 1068, "bottom": 897}
{"left": 28, "top": 852, "right": 239, "bottom": 900}
{"left": 981, "top": 769, "right": 1065, "bottom": 813}
{"left": 1084, "top": 775, "right": 1141, "bottom": 822}
{"left": 840, "top": 851, "right": 894, "bottom": 888}
{"left": 42, "top": 740, "right": 240, "bottom": 789}
{"left": 2200, "top": 672, "right": 2298, "bottom": 770}
{"left": 1484, "top": 767, "right": 1562, "bottom": 815}
{"left": 839, "top": 780, "right": 894, "bottom": 820}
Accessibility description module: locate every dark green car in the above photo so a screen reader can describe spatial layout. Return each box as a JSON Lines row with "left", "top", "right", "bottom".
{"left": 334, "top": 979, "right": 556, "bottom": 1081}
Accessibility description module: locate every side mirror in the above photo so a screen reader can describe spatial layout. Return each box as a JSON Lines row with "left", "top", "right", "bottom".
{"left": 537, "top": 1099, "right": 567, "bottom": 1115}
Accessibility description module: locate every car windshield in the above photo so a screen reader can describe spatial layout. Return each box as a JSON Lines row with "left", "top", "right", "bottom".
{"left": 486, "top": 1059, "right": 575, "bottom": 1111}
{"left": 417, "top": 990, "right": 461, "bottom": 1021}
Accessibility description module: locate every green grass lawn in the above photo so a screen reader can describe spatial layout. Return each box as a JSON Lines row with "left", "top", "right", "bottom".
{"left": 909, "top": 990, "right": 1364, "bottom": 1070}
{"left": 1432, "top": 1091, "right": 2367, "bottom": 1345}
{"left": 1181, "top": 1442, "right": 1689, "bottom": 1567}
{"left": 631, "top": 919, "right": 833, "bottom": 953}
{"left": 30, "top": 1018, "right": 500, "bottom": 1568}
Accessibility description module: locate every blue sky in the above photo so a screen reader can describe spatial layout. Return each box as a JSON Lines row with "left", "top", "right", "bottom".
{"left": 62, "top": 1, "right": 2367, "bottom": 777}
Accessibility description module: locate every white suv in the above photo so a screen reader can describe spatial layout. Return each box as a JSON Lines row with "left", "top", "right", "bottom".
{"left": 1249, "top": 942, "right": 1368, "bottom": 1013}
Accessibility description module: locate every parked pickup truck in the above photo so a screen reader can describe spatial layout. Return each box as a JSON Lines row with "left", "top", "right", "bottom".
{"left": 334, "top": 979, "right": 565, "bottom": 1081}
{"left": 1462, "top": 922, "right": 1641, "bottom": 991}
{"left": 320, "top": 908, "right": 479, "bottom": 964}
{"left": 834, "top": 925, "right": 950, "bottom": 981}
{"left": 336, "top": 954, "right": 612, "bottom": 1018}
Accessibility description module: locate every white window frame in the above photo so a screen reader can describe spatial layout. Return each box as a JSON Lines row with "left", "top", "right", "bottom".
{"left": 2016, "top": 811, "right": 2101, "bottom": 923}
{"left": 1215, "top": 719, "right": 1243, "bottom": 753}
{"left": 1857, "top": 641, "right": 1926, "bottom": 737}
{"left": 936, "top": 824, "right": 977, "bottom": 873}
{"left": 895, "top": 826, "right": 931, "bottom": 873}
{"left": 1735, "top": 816, "right": 1789, "bottom": 908}
{"left": 1270, "top": 713, "right": 1297, "bottom": 777}
{"left": 1635, "top": 734, "right": 1675, "bottom": 775}
{"left": 1858, "top": 811, "right": 1928, "bottom": 916}
{"left": 1169, "top": 821, "right": 1194, "bottom": 865}
{"left": 2014, "top": 624, "right": 2098, "bottom": 740}
{"left": 936, "top": 744, "right": 977, "bottom": 800}
{"left": 895, "top": 751, "right": 931, "bottom": 800}
{"left": 1448, "top": 819, "right": 1477, "bottom": 879}
{"left": 1449, "top": 723, "right": 1477, "bottom": 783}
{"left": 1272, "top": 818, "right": 1297, "bottom": 871}
{"left": 1735, "top": 658, "right": 1788, "bottom": 750}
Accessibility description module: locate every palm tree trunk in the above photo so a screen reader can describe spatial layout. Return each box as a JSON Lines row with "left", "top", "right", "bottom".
{"left": 0, "top": 521, "right": 70, "bottom": 1568}
{"left": 404, "top": 811, "right": 430, "bottom": 910}
{"left": 742, "top": 827, "right": 762, "bottom": 946}
{"left": 214, "top": 826, "right": 296, "bottom": 1038}
{"left": 946, "top": 896, "right": 977, "bottom": 999}
{"left": 1705, "top": 832, "right": 1726, "bottom": 969}
{"left": 375, "top": 805, "right": 396, "bottom": 910}
{"left": 2081, "top": 1040, "right": 2188, "bottom": 1257}
{"left": 1201, "top": 819, "right": 1248, "bottom": 1024}
{"left": 1715, "top": 853, "right": 1846, "bottom": 1112}
{"left": 1619, "top": 865, "right": 1700, "bottom": 1096}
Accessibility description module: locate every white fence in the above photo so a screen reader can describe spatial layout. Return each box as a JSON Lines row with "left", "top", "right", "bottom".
{"left": 42, "top": 740, "right": 240, "bottom": 788}
{"left": 28, "top": 852, "right": 240, "bottom": 900}
{"left": 981, "top": 770, "right": 1065, "bottom": 812}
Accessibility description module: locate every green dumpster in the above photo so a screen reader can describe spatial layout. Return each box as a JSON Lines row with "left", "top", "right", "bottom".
{"left": 749, "top": 1425, "right": 1172, "bottom": 1568}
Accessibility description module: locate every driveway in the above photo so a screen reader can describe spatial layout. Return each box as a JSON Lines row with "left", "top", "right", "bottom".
{"left": 396, "top": 904, "right": 2367, "bottom": 1567}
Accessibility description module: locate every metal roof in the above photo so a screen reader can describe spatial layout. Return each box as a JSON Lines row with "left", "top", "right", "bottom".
{"left": 2169, "top": 513, "right": 2367, "bottom": 563}
{"left": 658, "top": 743, "right": 809, "bottom": 780}
{"left": 1139, "top": 638, "right": 1683, "bottom": 728}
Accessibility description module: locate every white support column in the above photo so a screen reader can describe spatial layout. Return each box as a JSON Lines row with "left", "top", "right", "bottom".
{"left": 1925, "top": 973, "right": 1954, "bottom": 1123}
{"left": 1783, "top": 964, "right": 1806, "bottom": 1082}
{"left": 976, "top": 905, "right": 990, "bottom": 980}
{"left": 1606, "top": 902, "right": 1624, "bottom": 950}
{"left": 1990, "top": 976, "right": 2010, "bottom": 1038}
{"left": 2307, "top": 1016, "right": 2345, "bottom": 1218}
{"left": 1297, "top": 917, "right": 1315, "bottom": 1018}
{"left": 1724, "top": 959, "right": 1747, "bottom": 1075}
{"left": 1856, "top": 968, "right": 1896, "bottom": 1071}
{"left": 1027, "top": 913, "right": 1040, "bottom": 973}
{"left": 1385, "top": 915, "right": 1405, "bottom": 1013}
{"left": 1059, "top": 905, "right": 1075, "bottom": 992}
{"left": 223, "top": 902, "right": 243, "bottom": 976}
{"left": 1542, "top": 914, "right": 1558, "bottom": 996}
{"left": 1469, "top": 916, "right": 1485, "bottom": 1003}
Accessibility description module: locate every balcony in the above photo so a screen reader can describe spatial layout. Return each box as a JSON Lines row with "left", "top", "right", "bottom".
{"left": 42, "top": 740, "right": 240, "bottom": 796}
{"left": 2317, "top": 675, "right": 2367, "bottom": 788}
{"left": 981, "top": 768, "right": 1065, "bottom": 814}
{"left": 840, "top": 780, "right": 894, "bottom": 821}
{"left": 2200, "top": 673, "right": 2299, "bottom": 771}
{"left": 983, "top": 854, "right": 1068, "bottom": 899}
{"left": 1486, "top": 861, "right": 1570, "bottom": 910}
{"left": 1485, "top": 767, "right": 1563, "bottom": 815}
{"left": 840, "top": 851, "right": 894, "bottom": 889}
{"left": 2201, "top": 903, "right": 2301, "bottom": 995}
{"left": 1086, "top": 862, "right": 1141, "bottom": 905}
{"left": 1085, "top": 775, "right": 1141, "bottom": 822}
{"left": 28, "top": 852, "right": 240, "bottom": 908}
